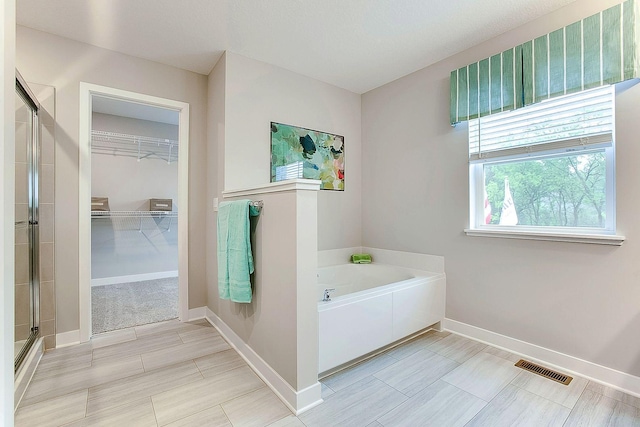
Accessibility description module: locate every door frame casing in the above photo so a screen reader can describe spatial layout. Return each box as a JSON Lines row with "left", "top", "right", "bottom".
{"left": 78, "top": 83, "right": 189, "bottom": 343}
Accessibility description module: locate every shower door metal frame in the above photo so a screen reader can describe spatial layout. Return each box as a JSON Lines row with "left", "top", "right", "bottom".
{"left": 14, "top": 71, "right": 40, "bottom": 372}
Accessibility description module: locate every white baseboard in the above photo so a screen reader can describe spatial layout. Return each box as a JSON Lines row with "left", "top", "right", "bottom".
{"left": 56, "top": 330, "right": 81, "bottom": 348}
{"left": 91, "top": 270, "right": 179, "bottom": 287}
{"left": 444, "top": 318, "right": 640, "bottom": 399}
{"left": 204, "top": 307, "right": 323, "bottom": 414}
{"left": 187, "top": 307, "right": 206, "bottom": 321}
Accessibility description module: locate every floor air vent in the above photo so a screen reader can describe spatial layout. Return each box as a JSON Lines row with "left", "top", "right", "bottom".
{"left": 515, "top": 359, "right": 573, "bottom": 385}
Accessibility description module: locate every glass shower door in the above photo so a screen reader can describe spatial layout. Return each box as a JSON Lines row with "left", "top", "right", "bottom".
{"left": 15, "top": 78, "right": 40, "bottom": 371}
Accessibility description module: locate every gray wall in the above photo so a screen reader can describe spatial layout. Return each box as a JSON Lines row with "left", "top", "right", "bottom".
{"left": 91, "top": 113, "right": 179, "bottom": 212}
{"left": 361, "top": 0, "right": 640, "bottom": 377}
{"left": 223, "top": 52, "right": 362, "bottom": 251}
{"left": 16, "top": 26, "right": 208, "bottom": 333}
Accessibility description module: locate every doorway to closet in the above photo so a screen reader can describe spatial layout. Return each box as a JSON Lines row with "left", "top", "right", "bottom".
{"left": 90, "top": 97, "right": 179, "bottom": 334}
{"left": 78, "top": 84, "right": 189, "bottom": 341}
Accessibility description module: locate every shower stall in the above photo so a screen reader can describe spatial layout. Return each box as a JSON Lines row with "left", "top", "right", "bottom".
{"left": 14, "top": 71, "right": 40, "bottom": 372}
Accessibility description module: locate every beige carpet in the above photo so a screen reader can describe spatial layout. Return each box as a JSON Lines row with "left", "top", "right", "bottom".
{"left": 91, "top": 277, "right": 178, "bottom": 334}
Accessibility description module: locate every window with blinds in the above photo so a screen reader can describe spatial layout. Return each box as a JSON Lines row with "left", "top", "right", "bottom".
{"left": 469, "top": 86, "right": 614, "bottom": 161}
{"left": 468, "top": 85, "right": 616, "bottom": 235}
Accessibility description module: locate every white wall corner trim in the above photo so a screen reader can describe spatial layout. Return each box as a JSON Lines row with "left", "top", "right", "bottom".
{"left": 187, "top": 306, "right": 206, "bottom": 321}
{"left": 56, "top": 330, "right": 81, "bottom": 348}
{"left": 444, "top": 318, "right": 640, "bottom": 399}
{"left": 205, "top": 307, "right": 323, "bottom": 414}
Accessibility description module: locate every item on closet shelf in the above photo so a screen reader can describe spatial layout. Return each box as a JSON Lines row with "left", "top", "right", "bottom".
{"left": 217, "top": 200, "right": 256, "bottom": 303}
{"left": 91, "top": 197, "right": 110, "bottom": 211}
{"left": 150, "top": 198, "right": 172, "bottom": 211}
{"left": 351, "top": 253, "right": 372, "bottom": 264}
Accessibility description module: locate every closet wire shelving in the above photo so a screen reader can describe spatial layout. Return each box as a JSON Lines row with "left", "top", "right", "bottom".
{"left": 91, "top": 210, "right": 178, "bottom": 234}
{"left": 91, "top": 130, "right": 179, "bottom": 164}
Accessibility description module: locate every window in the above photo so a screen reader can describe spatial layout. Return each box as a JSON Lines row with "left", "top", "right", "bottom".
{"left": 467, "top": 86, "right": 621, "bottom": 243}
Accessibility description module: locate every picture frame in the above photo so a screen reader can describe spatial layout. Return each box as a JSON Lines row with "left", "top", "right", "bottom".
{"left": 270, "top": 122, "right": 345, "bottom": 191}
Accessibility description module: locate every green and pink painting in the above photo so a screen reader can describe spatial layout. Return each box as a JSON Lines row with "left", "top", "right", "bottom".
{"left": 270, "top": 122, "right": 344, "bottom": 191}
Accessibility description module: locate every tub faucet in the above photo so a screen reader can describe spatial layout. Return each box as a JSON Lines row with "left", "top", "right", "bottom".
{"left": 323, "top": 288, "right": 335, "bottom": 302}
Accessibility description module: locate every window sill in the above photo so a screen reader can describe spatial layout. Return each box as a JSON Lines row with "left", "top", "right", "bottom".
{"left": 464, "top": 228, "right": 625, "bottom": 246}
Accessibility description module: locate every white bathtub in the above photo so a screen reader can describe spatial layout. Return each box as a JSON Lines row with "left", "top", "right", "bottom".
{"left": 317, "top": 263, "right": 446, "bottom": 374}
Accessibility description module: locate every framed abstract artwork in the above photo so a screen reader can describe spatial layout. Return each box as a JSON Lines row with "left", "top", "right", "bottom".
{"left": 270, "top": 122, "right": 344, "bottom": 191}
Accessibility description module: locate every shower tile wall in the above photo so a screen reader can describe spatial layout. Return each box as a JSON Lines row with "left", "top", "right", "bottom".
{"left": 33, "top": 83, "right": 56, "bottom": 350}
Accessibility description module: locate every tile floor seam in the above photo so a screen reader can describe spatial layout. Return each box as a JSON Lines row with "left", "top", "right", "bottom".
{"left": 219, "top": 403, "right": 233, "bottom": 426}
{"left": 150, "top": 370, "right": 268, "bottom": 424}
{"left": 588, "top": 381, "right": 640, "bottom": 409}
{"left": 85, "top": 368, "right": 205, "bottom": 415}
{"left": 322, "top": 382, "right": 336, "bottom": 394}
{"left": 19, "top": 390, "right": 89, "bottom": 427}
{"left": 138, "top": 355, "right": 197, "bottom": 374}
{"left": 509, "top": 373, "right": 583, "bottom": 411}
{"left": 18, "top": 386, "right": 91, "bottom": 412}
{"left": 86, "top": 393, "right": 152, "bottom": 413}
{"left": 192, "top": 356, "right": 208, "bottom": 379}
{"left": 508, "top": 384, "right": 574, "bottom": 425}
{"left": 431, "top": 348, "right": 468, "bottom": 365}
{"left": 370, "top": 391, "right": 412, "bottom": 426}
{"left": 82, "top": 386, "right": 89, "bottom": 420}
{"left": 562, "top": 385, "right": 590, "bottom": 427}
{"left": 149, "top": 394, "right": 160, "bottom": 427}
{"left": 169, "top": 404, "right": 230, "bottom": 427}
{"left": 460, "top": 378, "right": 518, "bottom": 427}
{"left": 374, "top": 373, "right": 417, "bottom": 398}
{"left": 441, "top": 379, "right": 491, "bottom": 404}
{"left": 139, "top": 354, "right": 149, "bottom": 372}
{"left": 218, "top": 384, "right": 270, "bottom": 408}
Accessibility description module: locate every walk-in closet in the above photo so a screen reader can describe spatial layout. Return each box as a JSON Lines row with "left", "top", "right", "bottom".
{"left": 90, "top": 97, "right": 179, "bottom": 334}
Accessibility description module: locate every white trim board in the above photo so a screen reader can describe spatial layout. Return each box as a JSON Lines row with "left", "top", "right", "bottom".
{"left": 444, "top": 318, "right": 640, "bottom": 399}
{"left": 204, "top": 307, "right": 323, "bottom": 415}
{"left": 78, "top": 82, "right": 190, "bottom": 343}
{"left": 56, "top": 330, "right": 81, "bottom": 348}
{"left": 222, "top": 179, "right": 321, "bottom": 198}
{"left": 91, "top": 271, "right": 178, "bottom": 287}
{"left": 187, "top": 307, "right": 206, "bottom": 321}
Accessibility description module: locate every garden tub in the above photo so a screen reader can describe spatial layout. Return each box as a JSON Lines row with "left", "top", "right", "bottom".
{"left": 317, "top": 262, "right": 445, "bottom": 374}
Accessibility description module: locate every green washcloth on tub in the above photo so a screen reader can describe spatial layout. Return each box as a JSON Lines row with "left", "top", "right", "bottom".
{"left": 351, "top": 253, "right": 372, "bottom": 264}
{"left": 217, "top": 200, "right": 259, "bottom": 303}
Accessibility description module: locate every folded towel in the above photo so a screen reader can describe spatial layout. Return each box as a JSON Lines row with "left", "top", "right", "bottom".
{"left": 217, "top": 200, "right": 258, "bottom": 303}
{"left": 351, "top": 253, "right": 372, "bottom": 264}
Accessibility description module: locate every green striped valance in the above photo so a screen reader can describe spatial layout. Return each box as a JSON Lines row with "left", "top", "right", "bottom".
{"left": 450, "top": 0, "right": 638, "bottom": 125}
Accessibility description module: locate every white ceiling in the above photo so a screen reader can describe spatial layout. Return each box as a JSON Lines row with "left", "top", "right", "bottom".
{"left": 17, "top": 0, "right": 577, "bottom": 94}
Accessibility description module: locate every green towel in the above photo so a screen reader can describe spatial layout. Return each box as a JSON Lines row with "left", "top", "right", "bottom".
{"left": 351, "top": 253, "right": 372, "bottom": 264}
{"left": 217, "top": 200, "right": 258, "bottom": 303}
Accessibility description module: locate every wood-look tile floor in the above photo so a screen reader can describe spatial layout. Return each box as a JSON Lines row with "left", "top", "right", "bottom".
{"left": 15, "top": 321, "right": 640, "bottom": 426}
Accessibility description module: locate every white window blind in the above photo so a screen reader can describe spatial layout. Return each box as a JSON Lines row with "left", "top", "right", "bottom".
{"left": 469, "top": 86, "right": 614, "bottom": 161}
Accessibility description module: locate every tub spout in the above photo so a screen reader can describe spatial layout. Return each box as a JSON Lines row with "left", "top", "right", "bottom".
{"left": 323, "top": 288, "right": 336, "bottom": 302}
